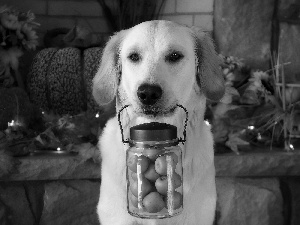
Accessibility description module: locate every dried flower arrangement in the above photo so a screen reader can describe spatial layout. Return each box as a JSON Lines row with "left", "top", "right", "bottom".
{"left": 209, "top": 54, "right": 300, "bottom": 154}
{"left": 2, "top": 54, "right": 299, "bottom": 157}
{"left": 0, "top": 109, "right": 112, "bottom": 156}
{"left": 0, "top": 110, "right": 104, "bottom": 177}
{"left": 0, "top": 5, "right": 39, "bottom": 88}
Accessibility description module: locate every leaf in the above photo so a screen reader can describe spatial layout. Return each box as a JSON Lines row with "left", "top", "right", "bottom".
{"left": 34, "top": 127, "right": 61, "bottom": 149}
{"left": 240, "top": 90, "right": 260, "bottom": 105}
{"left": 220, "top": 86, "right": 240, "bottom": 104}
{"left": 225, "top": 132, "right": 249, "bottom": 155}
{"left": 72, "top": 143, "right": 100, "bottom": 164}
{"left": 212, "top": 119, "right": 230, "bottom": 143}
{"left": 265, "top": 95, "right": 282, "bottom": 109}
{"left": 213, "top": 103, "right": 240, "bottom": 119}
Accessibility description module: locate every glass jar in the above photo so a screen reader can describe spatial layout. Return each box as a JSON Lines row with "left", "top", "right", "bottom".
{"left": 126, "top": 122, "right": 183, "bottom": 219}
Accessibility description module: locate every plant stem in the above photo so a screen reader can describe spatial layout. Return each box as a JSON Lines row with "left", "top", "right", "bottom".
{"left": 14, "top": 68, "right": 25, "bottom": 89}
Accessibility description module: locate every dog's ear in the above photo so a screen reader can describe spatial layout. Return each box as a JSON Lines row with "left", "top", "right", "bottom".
{"left": 191, "top": 26, "right": 225, "bottom": 102}
{"left": 93, "top": 30, "right": 126, "bottom": 106}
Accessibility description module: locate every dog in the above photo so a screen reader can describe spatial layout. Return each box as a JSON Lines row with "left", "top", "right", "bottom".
{"left": 93, "top": 20, "right": 225, "bottom": 225}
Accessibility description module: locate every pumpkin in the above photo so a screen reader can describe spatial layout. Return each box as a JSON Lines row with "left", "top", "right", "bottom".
{"left": 27, "top": 47, "right": 102, "bottom": 115}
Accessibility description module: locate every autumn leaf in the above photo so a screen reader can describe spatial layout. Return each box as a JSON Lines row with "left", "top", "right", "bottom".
{"left": 225, "top": 132, "right": 249, "bottom": 155}
{"left": 220, "top": 86, "right": 240, "bottom": 104}
{"left": 72, "top": 143, "right": 100, "bottom": 164}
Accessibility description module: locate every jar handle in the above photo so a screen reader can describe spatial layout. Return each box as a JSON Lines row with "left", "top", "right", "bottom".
{"left": 117, "top": 104, "right": 188, "bottom": 144}
{"left": 176, "top": 104, "right": 188, "bottom": 144}
{"left": 117, "top": 104, "right": 130, "bottom": 143}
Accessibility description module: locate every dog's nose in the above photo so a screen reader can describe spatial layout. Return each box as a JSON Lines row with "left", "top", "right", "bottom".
{"left": 137, "top": 84, "right": 163, "bottom": 105}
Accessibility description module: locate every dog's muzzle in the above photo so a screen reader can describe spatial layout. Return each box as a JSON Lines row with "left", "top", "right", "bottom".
{"left": 137, "top": 84, "right": 163, "bottom": 106}
{"left": 139, "top": 104, "right": 177, "bottom": 117}
{"left": 137, "top": 83, "right": 166, "bottom": 116}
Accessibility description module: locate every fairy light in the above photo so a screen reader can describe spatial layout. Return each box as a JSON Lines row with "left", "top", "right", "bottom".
{"left": 257, "top": 133, "right": 262, "bottom": 140}
{"left": 248, "top": 125, "right": 255, "bottom": 130}
{"left": 7, "top": 119, "right": 22, "bottom": 131}
{"left": 289, "top": 144, "right": 294, "bottom": 150}
{"left": 95, "top": 113, "right": 100, "bottom": 118}
{"left": 204, "top": 120, "right": 210, "bottom": 126}
{"left": 57, "top": 147, "right": 61, "bottom": 151}
{"left": 8, "top": 120, "right": 15, "bottom": 127}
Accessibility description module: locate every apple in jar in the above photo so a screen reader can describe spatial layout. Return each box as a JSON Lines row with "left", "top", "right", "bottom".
{"left": 144, "top": 163, "right": 160, "bottom": 182}
{"left": 143, "top": 148, "right": 162, "bottom": 161}
{"left": 130, "top": 176, "right": 154, "bottom": 198}
{"left": 155, "top": 153, "right": 179, "bottom": 175}
{"left": 155, "top": 172, "right": 182, "bottom": 195}
{"left": 164, "top": 191, "right": 183, "bottom": 210}
{"left": 143, "top": 192, "right": 165, "bottom": 213}
{"left": 127, "top": 154, "right": 150, "bottom": 173}
{"left": 129, "top": 192, "right": 138, "bottom": 208}
{"left": 131, "top": 171, "right": 137, "bottom": 181}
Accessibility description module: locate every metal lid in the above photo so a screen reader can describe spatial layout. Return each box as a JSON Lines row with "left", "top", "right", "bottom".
{"left": 130, "top": 122, "right": 177, "bottom": 142}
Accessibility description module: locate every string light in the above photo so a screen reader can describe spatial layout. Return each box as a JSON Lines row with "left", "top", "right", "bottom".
{"left": 257, "top": 133, "right": 262, "bottom": 140}
{"left": 95, "top": 113, "right": 100, "bottom": 118}
{"left": 248, "top": 125, "right": 255, "bottom": 130}
{"left": 204, "top": 120, "right": 210, "bottom": 126}
{"left": 289, "top": 144, "right": 294, "bottom": 150}
{"left": 57, "top": 147, "right": 61, "bottom": 151}
{"left": 8, "top": 120, "right": 15, "bottom": 127}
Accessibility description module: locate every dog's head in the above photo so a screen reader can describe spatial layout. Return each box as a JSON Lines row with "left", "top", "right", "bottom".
{"left": 93, "top": 20, "right": 224, "bottom": 118}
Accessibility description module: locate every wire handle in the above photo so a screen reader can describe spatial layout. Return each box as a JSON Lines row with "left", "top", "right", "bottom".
{"left": 117, "top": 104, "right": 188, "bottom": 144}
{"left": 176, "top": 104, "right": 188, "bottom": 143}
{"left": 118, "top": 105, "right": 130, "bottom": 143}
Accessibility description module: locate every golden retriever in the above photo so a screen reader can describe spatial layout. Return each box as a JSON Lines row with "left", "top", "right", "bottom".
{"left": 93, "top": 20, "right": 225, "bottom": 225}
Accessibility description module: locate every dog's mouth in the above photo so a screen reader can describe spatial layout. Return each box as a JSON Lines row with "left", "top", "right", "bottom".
{"left": 138, "top": 105, "right": 177, "bottom": 117}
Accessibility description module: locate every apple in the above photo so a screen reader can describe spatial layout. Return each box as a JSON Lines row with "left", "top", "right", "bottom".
{"left": 144, "top": 163, "right": 160, "bottom": 182}
{"left": 165, "top": 152, "right": 179, "bottom": 165}
{"left": 155, "top": 156, "right": 168, "bottom": 175}
{"left": 143, "top": 148, "right": 162, "bottom": 161}
{"left": 131, "top": 171, "right": 137, "bottom": 181}
{"left": 127, "top": 154, "right": 149, "bottom": 173}
{"left": 155, "top": 176, "right": 168, "bottom": 195}
{"left": 155, "top": 173, "right": 182, "bottom": 195}
{"left": 129, "top": 193, "right": 138, "bottom": 208}
{"left": 130, "top": 176, "right": 154, "bottom": 198}
{"left": 173, "top": 172, "right": 182, "bottom": 188}
{"left": 164, "top": 191, "right": 183, "bottom": 210}
{"left": 155, "top": 153, "right": 178, "bottom": 175}
{"left": 143, "top": 192, "right": 165, "bottom": 213}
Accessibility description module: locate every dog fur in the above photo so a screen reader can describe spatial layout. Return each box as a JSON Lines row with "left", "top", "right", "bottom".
{"left": 93, "top": 20, "right": 225, "bottom": 225}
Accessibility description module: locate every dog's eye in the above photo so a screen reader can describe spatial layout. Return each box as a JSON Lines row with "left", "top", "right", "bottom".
{"left": 166, "top": 52, "right": 184, "bottom": 63}
{"left": 128, "top": 53, "right": 141, "bottom": 62}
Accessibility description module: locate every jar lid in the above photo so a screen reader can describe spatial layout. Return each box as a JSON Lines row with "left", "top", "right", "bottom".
{"left": 130, "top": 122, "right": 177, "bottom": 142}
